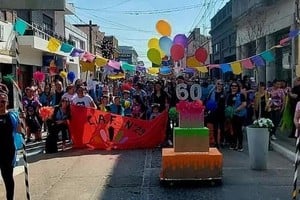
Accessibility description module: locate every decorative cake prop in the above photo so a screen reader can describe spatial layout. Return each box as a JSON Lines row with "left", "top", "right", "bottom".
{"left": 174, "top": 127, "right": 209, "bottom": 152}
{"left": 160, "top": 82, "right": 223, "bottom": 185}
{"left": 161, "top": 148, "right": 222, "bottom": 180}
{"left": 176, "top": 100, "right": 204, "bottom": 128}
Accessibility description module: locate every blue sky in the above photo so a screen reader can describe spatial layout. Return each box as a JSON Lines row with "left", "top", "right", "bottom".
{"left": 67, "top": 0, "right": 230, "bottom": 66}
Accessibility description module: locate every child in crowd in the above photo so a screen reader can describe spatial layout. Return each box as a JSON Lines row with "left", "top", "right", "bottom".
{"left": 149, "top": 103, "right": 160, "bottom": 119}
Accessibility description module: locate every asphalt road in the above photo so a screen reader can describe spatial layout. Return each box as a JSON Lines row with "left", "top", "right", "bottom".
{"left": 0, "top": 146, "right": 295, "bottom": 200}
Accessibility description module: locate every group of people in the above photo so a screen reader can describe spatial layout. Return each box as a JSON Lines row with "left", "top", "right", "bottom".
{"left": 2, "top": 71, "right": 300, "bottom": 199}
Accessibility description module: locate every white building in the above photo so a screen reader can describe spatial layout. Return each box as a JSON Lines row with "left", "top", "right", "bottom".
{"left": 65, "top": 21, "right": 88, "bottom": 80}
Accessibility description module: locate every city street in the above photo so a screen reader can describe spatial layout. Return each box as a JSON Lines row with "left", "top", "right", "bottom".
{"left": 0, "top": 145, "right": 294, "bottom": 200}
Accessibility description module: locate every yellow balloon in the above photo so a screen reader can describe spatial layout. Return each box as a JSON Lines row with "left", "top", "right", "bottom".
{"left": 148, "top": 38, "right": 165, "bottom": 58}
{"left": 148, "top": 38, "right": 159, "bottom": 49}
{"left": 147, "top": 48, "right": 162, "bottom": 65}
{"left": 156, "top": 20, "right": 172, "bottom": 36}
{"left": 187, "top": 56, "right": 202, "bottom": 68}
{"left": 59, "top": 71, "right": 67, "bottom": 78}
{"left": 147, "top": 67, "right": 159, "bottom": 75}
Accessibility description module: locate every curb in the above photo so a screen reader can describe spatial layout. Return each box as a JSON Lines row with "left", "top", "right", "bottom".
{"left": 271, "top": 141, "right": 296, "bottom": 163}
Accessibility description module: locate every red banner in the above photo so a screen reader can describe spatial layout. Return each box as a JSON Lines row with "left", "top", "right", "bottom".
{"left": 68, "top": 106, "right": 168, "bottom": 150}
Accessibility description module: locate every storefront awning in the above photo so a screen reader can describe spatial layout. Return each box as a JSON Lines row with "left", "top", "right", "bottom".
{"left": 0, "top": 54, "right": 15, "bottom": 64}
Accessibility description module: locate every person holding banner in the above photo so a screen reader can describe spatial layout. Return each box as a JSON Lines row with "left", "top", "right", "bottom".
{"left": 0, "top": 83, "right": 21, "bottom": 200}
{"left": 72, "top": 85, "right": 97, "bottom": 109}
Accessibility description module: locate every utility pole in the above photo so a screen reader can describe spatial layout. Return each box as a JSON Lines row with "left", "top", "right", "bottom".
{"left": 88, "top": 20, "right": 96, "bottom": 78}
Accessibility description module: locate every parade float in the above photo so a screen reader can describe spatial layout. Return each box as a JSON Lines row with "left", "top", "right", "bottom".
{"left": 160, "top": 82, "right": 223, "bottom": 185}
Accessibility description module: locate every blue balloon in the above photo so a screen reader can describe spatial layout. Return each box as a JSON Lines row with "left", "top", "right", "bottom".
{"left": 159, "top": 36, "right": 172, "bottom": 56}
{"left": 160, "top": 66, "right": 171, "bottom": 74}
{"left": 67, "top": 71, "right": 76, "bottom": 83}
{"left": 206, "top": 100, "right": 217, "bottom": 111}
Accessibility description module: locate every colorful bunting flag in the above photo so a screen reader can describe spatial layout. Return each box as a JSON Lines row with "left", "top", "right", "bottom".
{"left": 230, "top": 61, "right": 242, "bottom": 75}
{"left": 82, "top": 52, "right": 95, "bottom": 62}
{"left": 60, "top": 43, "right": 74, "bottom": 53}
{"left": 121, "top": 63, "right": 136, "bottom": 72}
{"left": 108, "top": 73, "right": 125, "bottom": 80}
{"left": 108, "top": 60, "right": 121, "bottom": 70}
{"left": 260, "top": 50, "right": 275, "bottom": 62}
{"left": 47, "top": 37, "right": 61, "bottom": 52}
{"left": 241, "top": 59, "right": 254, "bottom": 69}
{"left": 95, "top": 56, "right": 108, "bottom": 67}
{"left": 70, "top": 48, "right": 84, "bottom": 57}
{"left": 207, "top": 64, "right": 220, "bottom": 69}
{"left": 14, "top": 18, "right": 28, "bottom": 35}
{"left": 220, "top": 64, "right": 232, "bottom": 73}
{"left": 251, "top": 55, "right": 265, "bottom": 67}
{"left": 80, "top": 61, "right": 94, "bottom": 72}
{"left": 279, "top": 37, "right": 290, "bottom": 45}
{"left": 289, "top": 29, "right": 299, "bottom": 38}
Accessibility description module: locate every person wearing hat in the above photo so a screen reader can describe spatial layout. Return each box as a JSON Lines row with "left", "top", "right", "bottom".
{"left": 121, "top": 90, "right": 132, "bottom": 117}
{"left": 0, "top": 83, "right": 22, "bottom": 200}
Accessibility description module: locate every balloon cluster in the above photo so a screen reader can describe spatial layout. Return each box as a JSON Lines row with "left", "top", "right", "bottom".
{"left": 147, "top": 20, "right": 209, "bottom": 74}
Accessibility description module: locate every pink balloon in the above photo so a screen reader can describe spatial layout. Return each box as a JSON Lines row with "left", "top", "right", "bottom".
{"left": 194, "top": 47, "right": 208, "bottom": 63}
{"left": 171, "top": 44, "right": 185, "bottom": 61}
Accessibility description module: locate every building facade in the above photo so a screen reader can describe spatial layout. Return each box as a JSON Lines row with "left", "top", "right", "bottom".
{"left": 210, "top": 0, "right": 236, "bottom": 79}
{"left": 102, "top": 35, "right": 119, "bottom": 60}
{"left": 118, "top": 46, "right": 138, "bottom": 65}
{"left": 233, "top": 0, "right": 294, "bottom": 84}
{"left": 73, "top": 23, "right": 104, "bottom": 56}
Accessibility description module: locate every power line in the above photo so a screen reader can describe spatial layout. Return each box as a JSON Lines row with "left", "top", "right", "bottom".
{"left": 75, "top": 2, "right": 211, "bottom": 15}
{"left": 76, "top": 10, "right": 153, "bottom": 33}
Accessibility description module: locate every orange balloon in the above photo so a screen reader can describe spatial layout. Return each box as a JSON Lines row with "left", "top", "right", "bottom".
{"left": 156, "top": 20, "right": 172, "bottom": 36}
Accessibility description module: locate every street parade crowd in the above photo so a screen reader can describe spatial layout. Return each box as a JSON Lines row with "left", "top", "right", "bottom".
{"left": 21, "top": 72, "right": 300, "bottom": 150}
{"left": 1, "top": 71, "right": 300, "bottom": 200}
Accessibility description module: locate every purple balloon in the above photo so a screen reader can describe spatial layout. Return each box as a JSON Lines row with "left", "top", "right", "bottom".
{"left": 173, "top": 34, "right": 188, "bottom": 48}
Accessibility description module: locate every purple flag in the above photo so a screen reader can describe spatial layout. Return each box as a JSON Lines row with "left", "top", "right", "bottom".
{"left": 70, "top": 48, "right": 84, "bottom": 57}
{"left": 251, "top": 55, "right": 265, "bottom": 67}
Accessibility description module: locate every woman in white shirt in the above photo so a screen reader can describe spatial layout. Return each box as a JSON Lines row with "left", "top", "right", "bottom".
{"left": 72, "top": 86, "right": 97, "bottom": 109}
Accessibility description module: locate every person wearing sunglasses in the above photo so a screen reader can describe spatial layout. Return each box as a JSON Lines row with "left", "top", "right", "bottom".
{"left": 0, "top": 83, "right": 22, "bottom": 200}
{"left": 226, "top": 81, "right": 247, "bottom": 151}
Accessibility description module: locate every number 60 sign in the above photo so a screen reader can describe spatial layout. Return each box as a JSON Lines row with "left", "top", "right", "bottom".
{"left": 176, "top": 83, "right": 202, "bottom": 100}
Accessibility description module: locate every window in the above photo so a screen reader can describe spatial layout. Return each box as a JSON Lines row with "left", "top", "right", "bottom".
{"left": 79, "top": 40, "right": 85, "bottom": 50}
{"left": 43, "top": 14, "right": 53, "bottom": 32}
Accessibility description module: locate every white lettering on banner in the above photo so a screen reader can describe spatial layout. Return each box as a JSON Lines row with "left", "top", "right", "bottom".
{"left": 176, "top": 83, "right": 202, "bottom": 100}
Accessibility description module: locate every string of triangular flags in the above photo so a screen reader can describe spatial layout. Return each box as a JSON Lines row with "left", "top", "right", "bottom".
{"left": 147, "top": 30, "right": 297, "bottom": 76}
{"left": 14, "top": 18, "right": 140, "bottom": 75}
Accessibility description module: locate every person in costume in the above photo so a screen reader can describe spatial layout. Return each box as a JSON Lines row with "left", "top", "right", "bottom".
{"left": 0, "top": 83, "right": 21, "bottom": 200}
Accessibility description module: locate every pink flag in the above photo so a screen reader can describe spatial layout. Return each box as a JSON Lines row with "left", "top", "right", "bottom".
{"left": 241, "top": 59, "right": 254, "bottom": 69}
{"left": 83, "top": 52, "right": 95, "bottom": 62}
{"left": 279, "top": 37, "right": 290, "bottom": 45}
{"left": 108, "top": 60, "right": 121, "bottom": 70}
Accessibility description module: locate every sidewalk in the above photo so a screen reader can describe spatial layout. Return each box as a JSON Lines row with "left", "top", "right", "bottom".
{"left": 271, "top": 130, "right": 297, "bottom": 163}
